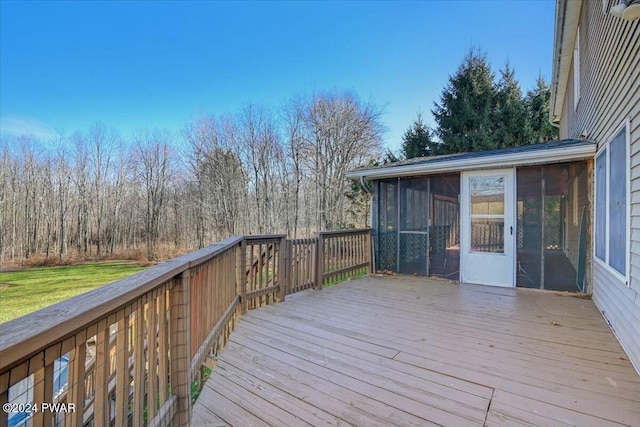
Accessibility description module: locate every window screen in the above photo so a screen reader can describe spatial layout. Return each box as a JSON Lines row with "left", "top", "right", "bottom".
{"left": 609, "top": 129, "right": 627, "bottom": 275}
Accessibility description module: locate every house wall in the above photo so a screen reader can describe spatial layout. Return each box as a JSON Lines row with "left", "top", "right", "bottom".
{"left": 559, "top": 0, "right": 639, "bottom": 371}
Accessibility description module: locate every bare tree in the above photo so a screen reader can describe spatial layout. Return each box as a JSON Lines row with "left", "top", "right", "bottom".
{"left": 183, "top": 115, "right": 246, "bottom": 246}
{"left": 87, "top": 123, "right": 119, "bottom": 256}
{"left": 1, "top": 88, "right": 385, "bottom": 265}
{"left": 54, "top": 145, "right": 72, "bottom": 259}
{"left": 134, "top": 130, "right": 174, "bottom": 260}
{"left": 232, "top": 104, "right": 282, "bottom": 234}
{"left": 281, "top": 96, "right": 306, "bottom": 237}
{"left": 299, "top": 90, "right": 384, "bottom": 230}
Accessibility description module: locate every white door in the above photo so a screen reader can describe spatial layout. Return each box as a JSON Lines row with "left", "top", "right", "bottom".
{"left": 461, "top": 169, "right": 516, "bottom": 287}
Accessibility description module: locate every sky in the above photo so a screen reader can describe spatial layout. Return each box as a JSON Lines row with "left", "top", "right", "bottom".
{"left": 0, "top": 0, "right": 556, "bottom": 151}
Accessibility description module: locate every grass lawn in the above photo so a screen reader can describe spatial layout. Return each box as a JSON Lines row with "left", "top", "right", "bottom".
{"left": 0, "top": 261, "right": 146, "bottom": 323}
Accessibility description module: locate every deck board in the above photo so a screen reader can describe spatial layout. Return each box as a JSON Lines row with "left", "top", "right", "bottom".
{"left": 192, "top": 275, "right": 640, "bottom": 426}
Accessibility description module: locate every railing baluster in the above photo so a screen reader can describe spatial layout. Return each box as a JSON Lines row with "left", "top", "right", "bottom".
{"left": 32, "top": 362, "right": 53, "bottom": 427}
{"left": 93, "top": 319, "right": 110, "bottom": 427}
{"left": 66, "top": 333, "right": 86, "bottom": 427}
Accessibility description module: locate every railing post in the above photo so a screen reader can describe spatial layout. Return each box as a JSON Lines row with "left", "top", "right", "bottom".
{"left": 368, "top": 229, "right": 374, "bottom": 273}
{"left": 277, "top": 237, "right": 289, "bottom": 301}
{"left": 237, "top": 239, "right": 247, "bottom": 313}
{"left": 315, "top": 233, "right": 324, "bottom": 290}
{"left": 170, "top": 271, "right": 192, "bottom": 427}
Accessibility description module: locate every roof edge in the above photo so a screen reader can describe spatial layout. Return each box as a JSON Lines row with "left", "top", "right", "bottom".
{"left": 550, "top": 0, "right": 583, "bottom": 124}
{"left": 346, "top": 141, "right": 596, "bottom": 180}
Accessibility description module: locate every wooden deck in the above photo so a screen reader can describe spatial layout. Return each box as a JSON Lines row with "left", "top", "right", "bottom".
{"left": 192, "top": 275, "right": 640, "bottom": 427}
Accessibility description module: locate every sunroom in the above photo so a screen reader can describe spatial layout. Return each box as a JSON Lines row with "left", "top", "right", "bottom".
{"left": 347, "top": 139, "right": 597, "bottom": 292}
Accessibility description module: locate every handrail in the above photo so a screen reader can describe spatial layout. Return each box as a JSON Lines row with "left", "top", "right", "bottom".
{"left": 0, "top": 230, "right": 371, "bottom": 427}
{"left": 0, "top": 235, "right": 243, "bottom": 372}
{"left": 318, "top": 228, "right": 371, "bottom": 236}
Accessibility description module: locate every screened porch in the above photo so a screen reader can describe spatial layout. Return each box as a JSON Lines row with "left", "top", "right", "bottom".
{"left": 371, "top": 160, "right": 591, "bottom": 292}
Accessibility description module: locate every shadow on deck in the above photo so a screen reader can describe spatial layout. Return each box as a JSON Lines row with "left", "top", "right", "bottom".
{"left": 192, "top": 275, "right": 640, "bottom": 426}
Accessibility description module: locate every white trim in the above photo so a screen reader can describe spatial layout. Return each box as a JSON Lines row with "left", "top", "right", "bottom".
{"left": 593, "top": 119, "right": 631, "bottom": 285}
{"left": 625, "top": 118, "right": 631, "bottom": 287}
{"left": 573, "top": 28, "right": 581, "bottom": 111}
{"left": 550, "top": 0, "right": 583, "bottom": 123}
{"left": 346, "top": 143, "right": 596, "bottom": 180}
{"left": 460, "top": 168, "right": 516, "bottom": 287}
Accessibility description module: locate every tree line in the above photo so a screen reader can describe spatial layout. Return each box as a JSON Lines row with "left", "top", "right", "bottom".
{"left": 399, "top": 49, "right": 558, "bottom": 160}
{"left": 1, "top": 50, "right": 558, "bottom": 266}
{"left": 0, "top": 90, "right": 383, "bottom": 265}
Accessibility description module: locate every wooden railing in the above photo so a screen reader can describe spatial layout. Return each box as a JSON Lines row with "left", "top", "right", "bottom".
{"left": 0, "top": 229, "right": 371, "bottom": 427}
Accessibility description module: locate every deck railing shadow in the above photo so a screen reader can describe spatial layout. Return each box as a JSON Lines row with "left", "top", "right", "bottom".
{"left": 0, "top": 229, "right": 371, "bottom": 427}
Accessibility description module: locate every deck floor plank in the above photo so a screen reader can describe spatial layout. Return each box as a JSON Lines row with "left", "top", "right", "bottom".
{"left": 232, "top": 323, "right": 488, "bottom": 425}
{"left": 279, "top": 297, "right": 640, "bottom": 396}
{"left": 242, "top": 309, "right": 494, "bottom": 399}
{"left": 192, "top": 275, "right": 640, "bottom": 427}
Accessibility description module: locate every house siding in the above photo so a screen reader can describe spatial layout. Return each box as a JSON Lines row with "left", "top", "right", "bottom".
{"left": 559, "top": 0, "right": 640, "bottom": 371}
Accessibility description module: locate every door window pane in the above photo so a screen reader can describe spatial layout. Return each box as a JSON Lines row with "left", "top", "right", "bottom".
{"left": 471, "top": 218, "right": 504, "bottom": 253}
{"left": 471, "top": 176, "right": 504, "bottom": 214}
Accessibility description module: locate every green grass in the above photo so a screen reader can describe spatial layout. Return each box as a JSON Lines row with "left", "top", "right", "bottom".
{"left": 322, "top": 270, "right": 367, "bottom": 288}
{"left": 0, "top": 261, "right": 146, "bottom": 323}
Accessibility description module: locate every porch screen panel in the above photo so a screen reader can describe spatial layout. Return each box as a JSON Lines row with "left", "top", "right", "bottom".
{"left": 430, "top": 174, "right": 460, "bottom": 280}
{"left": 517, "top": 167, "right": 543, "bottom": 288}
{"left": 399, "top": 178, "right": 429, "bottom": 276}
{"left": 376, "top": 179, "right": 398, "bottom": 272}
{"left": 517, "top": 163, "right": 586, "bottom": 292}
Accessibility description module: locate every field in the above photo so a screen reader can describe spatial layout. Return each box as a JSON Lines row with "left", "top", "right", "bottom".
{"left": 0, "top": 261, "right": 146, "bottom": 323}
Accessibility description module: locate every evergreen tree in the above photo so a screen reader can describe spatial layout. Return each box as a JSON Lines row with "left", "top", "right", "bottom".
{"left": 383, "top": 149, "right": 400, "bottom": 164}
{"left": 525, "top": 76, "right": 559, "bottom": 143}
{"left": 401, "top": 113, "right": 436, "bottom": 159}
{"left": 432, "top": 49, "right": 497, "bottom": 154}
{"left": 493, "top": 62, "right": 532, "bottom": 148}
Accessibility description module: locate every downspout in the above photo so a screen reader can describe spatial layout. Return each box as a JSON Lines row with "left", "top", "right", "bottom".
{"left": 359, "top": 175, "right": 371, "bottom": 194}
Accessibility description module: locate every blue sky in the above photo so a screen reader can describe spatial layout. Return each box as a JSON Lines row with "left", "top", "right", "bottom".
{"left": 0, "top": 1, "right": 555, "bottom": 151}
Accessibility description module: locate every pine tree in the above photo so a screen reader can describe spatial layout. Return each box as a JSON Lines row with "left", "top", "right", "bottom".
{"left": 401, "top": 113, "right": 436, "bottom": 159}
{"left": 432, "top": 49, "right": 497, "bottom": 154}
{"left": 493, "top": 62, "right": 532, "bottom": 148}
{"left": 525, "top": 76, "right": 559, "bottom": 143}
